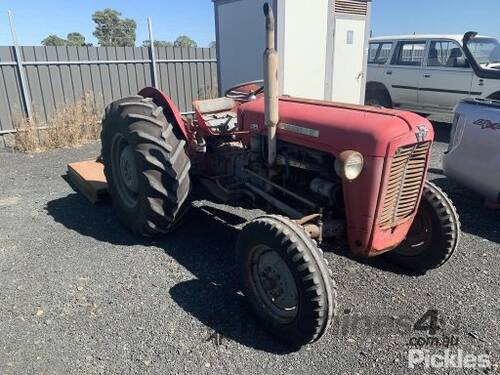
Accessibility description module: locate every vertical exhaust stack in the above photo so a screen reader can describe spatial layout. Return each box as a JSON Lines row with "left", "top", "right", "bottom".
{"left": 263, "top": 3, "right": 279, "bottom": 167}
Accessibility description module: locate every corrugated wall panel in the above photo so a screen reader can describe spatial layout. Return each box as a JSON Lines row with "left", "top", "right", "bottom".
{"left": 77, "top": 47, "right": 94, "bottom": 95}
{"left": 21, "top": 47, "right": 40, "bottom": 120}
{"left": 204, "top": 48, "right": 214, "bottom": 98}
{"left": 34, "top": 46, "right": 55, "bottom": 120}
{"left": 0, "top": 47, "right": 24, "bottom": 131}
{"left": 45, "top": 47, "right": 65, "bottom": 109}
{"left": 173, "top": 47, "right": 186, "bottom": 112}
{"left": 182, "top": 47, "right": 193, "bottom": 111}
{"left": 188, "top": 48, "right": 199, "bottom": 108}
{"left": 68, "top": 47, "right": 84, "bottom": 103}
{"left": 195, "top": 48, "right": 207, "bottom": 100}
{"left": 87, "top": 47, "right": 103, "bottom": 108}
{"left": 124, "top": 47, "right": 138, "bottom": 95}
{"left": 0, "top": 46, "right": 217, "bottom": 139}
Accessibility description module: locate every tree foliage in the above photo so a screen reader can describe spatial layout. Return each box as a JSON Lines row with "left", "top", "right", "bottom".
{"left": 174, "top": 35, "right": 197, "bottom": 48}
{"left": 41, "top": 33, "right": 88, "bottom": 47}
{"left": 40, "top": 10, "right": 200, "bottom": 50}
{"left": 209, "top": 41, "right": 216, "bottom": 48}
{"left": 142, "top": 40, "right": 173, "bottom": 48}
{"left": 67, "top": 32, "right": 86, "bottom": 46}
{"left": 41, "top": 35, "right": 67, "bottom": 46}
{"left": 92, "top": 8, "right": 136, "bottom": 47}
{"left": 142, "top": 36, "right": 199, "bottom": 49}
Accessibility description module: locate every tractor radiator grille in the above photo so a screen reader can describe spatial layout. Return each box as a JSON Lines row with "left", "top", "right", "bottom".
{"left": 335, "top": 0, "right": 369, "bottom": 16}
{"left": 379, "top": 142, "right": 431, "bottom": 229}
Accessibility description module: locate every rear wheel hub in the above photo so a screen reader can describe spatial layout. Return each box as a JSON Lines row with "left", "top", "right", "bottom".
{"left": 119, "top": 145, "right": 139, "bottom": 193}
{"left": 111, "top": 134, "right": 139, "bottom": 208}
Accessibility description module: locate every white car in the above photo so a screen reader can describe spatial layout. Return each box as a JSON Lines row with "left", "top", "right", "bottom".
{"left": 444, "top": 98, "right": 500, "bottom": 203}
{"left": 366, "top": 32, "right": 500, "bottom": 122}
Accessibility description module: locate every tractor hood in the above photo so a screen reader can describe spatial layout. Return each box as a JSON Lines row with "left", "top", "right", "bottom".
{"left": 239, "top": 97, "right": 434, "bottom": 157}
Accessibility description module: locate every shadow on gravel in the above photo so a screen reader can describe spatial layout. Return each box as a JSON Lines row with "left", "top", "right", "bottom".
{"left": 328, "top": 245, "right": 425, "bottom": 277}
{"left": 45, "top": 187, "right": 298, "bottom": 354}
{"left": 170, "top": 279, "right": 294, "bottom": 352}
{"left": 431, "top": 177, "right": 500, "bottom": 245}
{"left": 427, "top": 168, "right": 444, "bottom": 175}
{"left": 169, "top": 205, "right": 298, "bottom": 354}
{"left": 46, "top": 192, "right": 148, "bottom": 246}
{"left": 432, "top": 122, "right": 451, "bottom": 143}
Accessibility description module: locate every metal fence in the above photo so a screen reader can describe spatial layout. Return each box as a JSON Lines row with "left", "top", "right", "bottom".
{"left": 0, "top": 45, "right": 218, "bottom": 145}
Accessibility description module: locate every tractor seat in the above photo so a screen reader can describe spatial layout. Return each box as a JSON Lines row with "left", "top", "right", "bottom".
{"left": 194, "top": 97, "right": 238, "bottom": 133}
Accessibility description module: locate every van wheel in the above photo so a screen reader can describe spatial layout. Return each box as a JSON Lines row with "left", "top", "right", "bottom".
{"left": 365, "top": 89, "right": 392, "bottom": 108}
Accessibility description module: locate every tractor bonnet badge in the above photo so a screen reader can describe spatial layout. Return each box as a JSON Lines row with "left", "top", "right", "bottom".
{"left": 415, "top": 125, "right": 428, "bottom": 142}
{"left": 279, "top": 123, "right": 320, "bottom": 138}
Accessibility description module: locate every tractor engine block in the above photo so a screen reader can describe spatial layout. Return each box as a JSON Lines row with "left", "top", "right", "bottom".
{"left": 204, "top": 138, "right": 249, "bottom": 179}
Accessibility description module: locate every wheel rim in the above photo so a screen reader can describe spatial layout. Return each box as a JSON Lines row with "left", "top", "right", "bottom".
{"left": 250, "top": 245, "right": 299, "bottom": 323}
{"left": 111, "top": 134, "right": 139, "bottom": 208}
{"left": 394, "top": 208, "right": 433, "bottom": 257}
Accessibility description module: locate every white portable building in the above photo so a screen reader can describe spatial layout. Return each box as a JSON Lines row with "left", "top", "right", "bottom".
{"left": 213, "top": 0, "right": 372, "bottom": 104}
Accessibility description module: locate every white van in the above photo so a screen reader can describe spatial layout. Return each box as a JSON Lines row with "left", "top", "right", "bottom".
{"left": 366, "top": 32, "right": 500, "bottom": 122}
{"left": 444, "top": 98, "right": 500, "bottom": 203}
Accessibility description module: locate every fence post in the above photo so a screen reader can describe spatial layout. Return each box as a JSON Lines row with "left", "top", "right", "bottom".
{"left": 147, "top": 17, "right": 159, "bottom": 89}
{"left": 7, "top": 10, "right": 33, "bottom": 121}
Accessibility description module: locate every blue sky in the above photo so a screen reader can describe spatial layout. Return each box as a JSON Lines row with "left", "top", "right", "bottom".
{"left": 0, "top": 0, "right": 498, "bottom": 47}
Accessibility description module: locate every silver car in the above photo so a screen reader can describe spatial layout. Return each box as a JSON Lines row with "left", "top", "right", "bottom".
{"left": 444, "top": 98, "right": 500, "bottom": 203}
{"left": 366, "top": 32, "right": 500, "bottom": 123}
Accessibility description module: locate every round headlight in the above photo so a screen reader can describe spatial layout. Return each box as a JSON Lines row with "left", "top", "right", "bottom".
{"left": 335, "top": 151, "right": 364, "bottom": 181}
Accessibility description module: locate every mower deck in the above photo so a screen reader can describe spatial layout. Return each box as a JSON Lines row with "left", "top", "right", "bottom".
{"left": 67, "top": 160, "right": 108, "bottom": 204}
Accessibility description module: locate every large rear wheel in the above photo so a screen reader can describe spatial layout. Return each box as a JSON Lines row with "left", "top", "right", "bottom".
{"left": 386, "top": 181, "right": 460, "bottom": 272}
{"left": 101, "top": 95, "right": 191, "bottom": 236}
{"left": 236, "top": 215, "right": 337, "bottom": 345}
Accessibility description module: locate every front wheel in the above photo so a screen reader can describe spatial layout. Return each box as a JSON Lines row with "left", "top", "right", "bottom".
{"left": 385, "top": 181, "right": 460, "bottom": 272}
{"left": 236, "top": 215, "right": 337, "bottom": 345}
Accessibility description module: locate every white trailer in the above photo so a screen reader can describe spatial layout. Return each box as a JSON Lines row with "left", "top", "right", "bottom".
{"left": 213, "top": 0, "right": 372, "bottom": 104}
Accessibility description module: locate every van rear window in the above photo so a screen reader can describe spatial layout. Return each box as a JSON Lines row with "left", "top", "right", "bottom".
{"left": 368, "top": 42, "right": 393, "bottom": 64}
{"left": 392, "top": 41, "right": 426, "bottom": 66}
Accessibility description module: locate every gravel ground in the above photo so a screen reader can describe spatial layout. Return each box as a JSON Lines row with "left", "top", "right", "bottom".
{"left": 0, "top": 123, "right": 498, "bottom": 374}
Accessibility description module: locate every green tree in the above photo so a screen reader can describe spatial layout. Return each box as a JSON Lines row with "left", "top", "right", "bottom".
{"left": 174, "top": 35, "right": 197, "bottom": 48}
{"left": 92, "top": 8, "right": 136, "bottom": 47}
{"left": 66, "top": 32, "right": 86, "bottom": 46}
{"left": 142, "top": 40, "right": 173, "bottom": 48}
{"left": 41, "top": 33, "right": 90, "bottom": 47}
{"left": 41, "top": 34, "right": 67, "bottom": 46}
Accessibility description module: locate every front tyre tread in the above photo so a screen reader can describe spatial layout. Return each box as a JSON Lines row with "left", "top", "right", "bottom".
{"left": 237, "top": 215, "right": 337, "bottom": 345}
{"left": 387, "top": 181, "right": 460, "bottom": 272}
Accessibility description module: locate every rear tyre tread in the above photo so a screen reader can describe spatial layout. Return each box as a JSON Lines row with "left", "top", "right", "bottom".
{"left": 101, "top": 95, "right": 191, "bottom": 236}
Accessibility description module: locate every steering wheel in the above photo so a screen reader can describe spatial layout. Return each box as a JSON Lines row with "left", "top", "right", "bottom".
{"left": 224, "top": 80, "right": 264, "bottom": 101}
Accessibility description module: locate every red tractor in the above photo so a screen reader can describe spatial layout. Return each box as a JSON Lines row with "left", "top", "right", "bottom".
{"left": 100, "top": 4, "right": 460, "bottom": 345}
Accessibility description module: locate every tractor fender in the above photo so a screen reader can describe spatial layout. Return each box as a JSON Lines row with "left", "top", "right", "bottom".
{"left": 138, "top": 87, "right": 190, "bottom": 141}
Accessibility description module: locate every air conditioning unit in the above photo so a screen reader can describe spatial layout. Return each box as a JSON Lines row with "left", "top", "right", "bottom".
{"left": 214, "top": 0, "right": 372, "bottom": 104}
